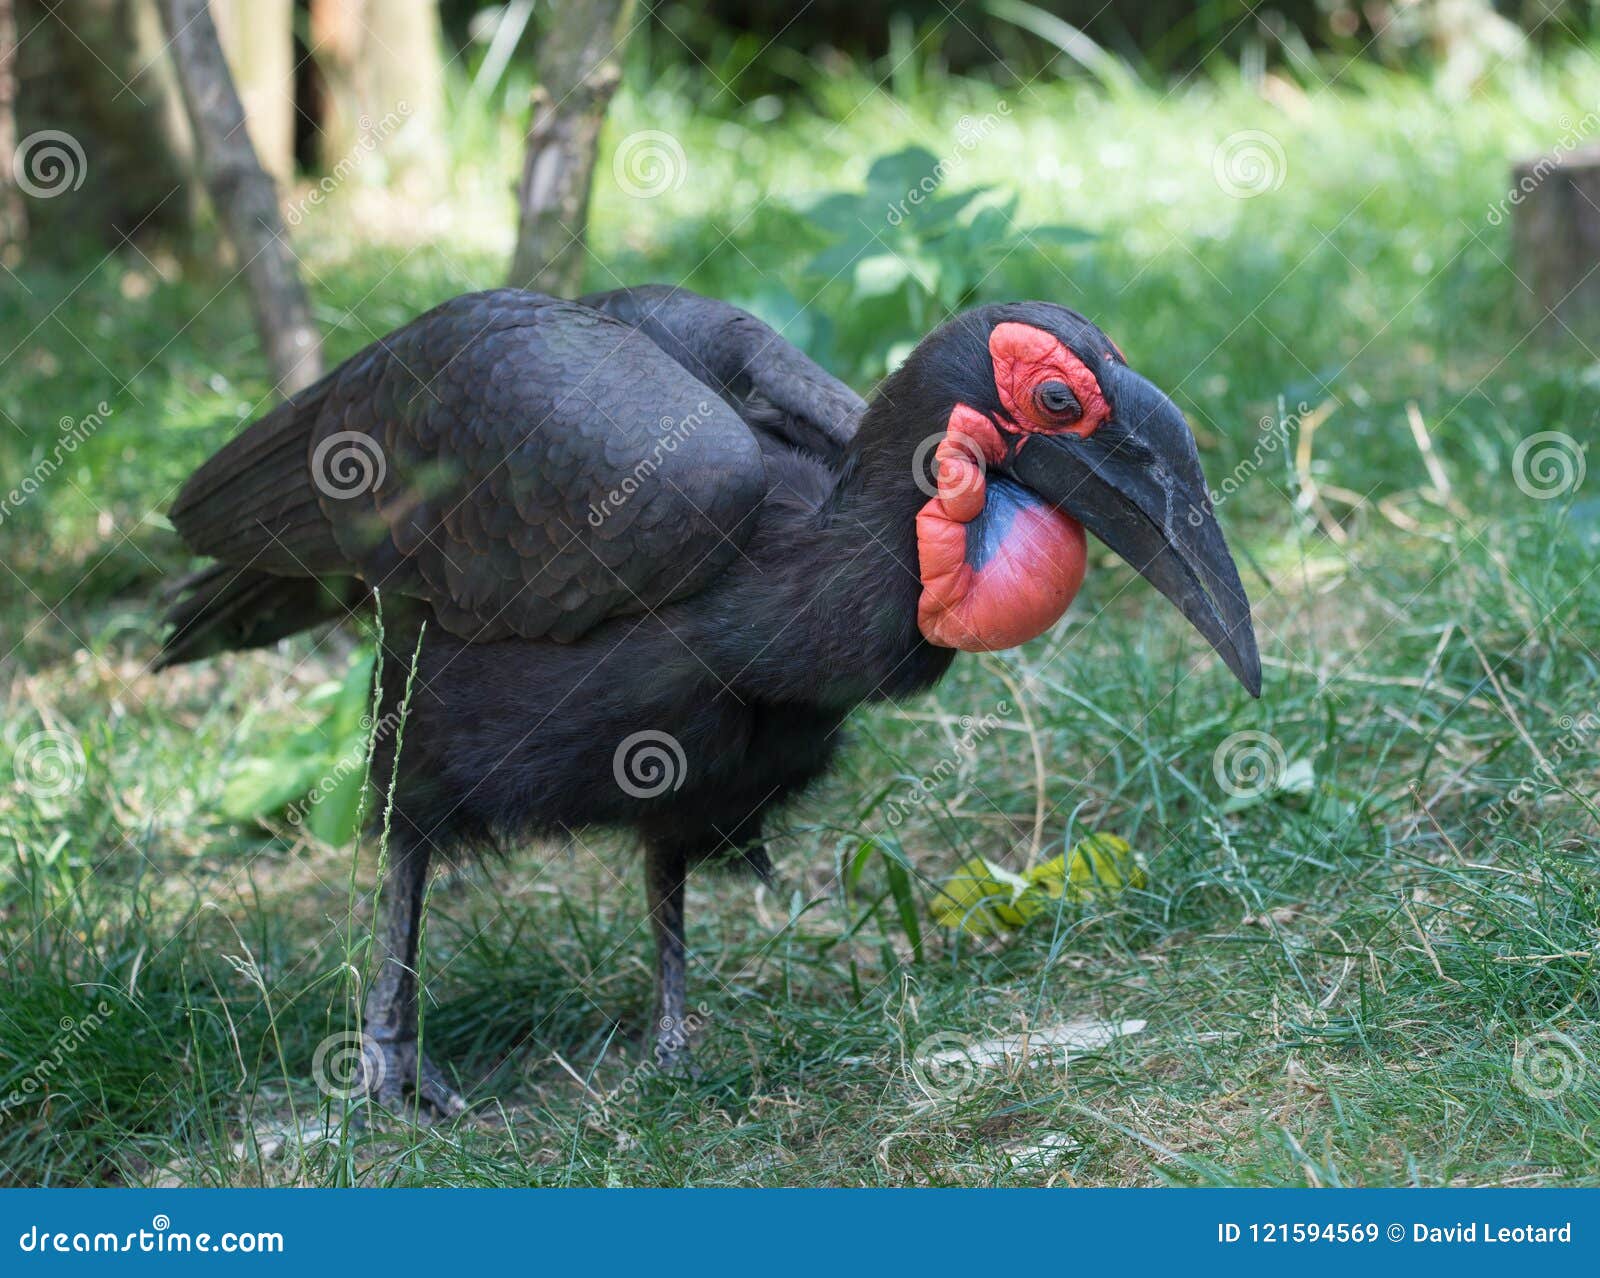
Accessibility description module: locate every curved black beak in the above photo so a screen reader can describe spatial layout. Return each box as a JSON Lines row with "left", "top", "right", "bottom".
{"left": 1002, "top": 366, "right": 1262, "bottom": 696}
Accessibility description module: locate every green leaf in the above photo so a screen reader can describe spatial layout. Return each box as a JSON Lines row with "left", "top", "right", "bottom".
{"left": 216, "top": 647, "right": 379, "bottom": 845}
{"left": 853, "top": 253, "right": 912, "bottom": 298}
{"left": 865, "top": 146, "right": 942, "bottom": 195}
{"left": 882, "top": 854, "right": 924, "bottom": 964}
{"left": 848, "top": 838, "right": 876, "bottom": 889}
{"left": 305, "top": 765, "right": 367, "bottom": 846}
{"left": 220, "top": 750, "right": 324, "bottom": 824}
{"left": 808, "top": 236, "right": 873, "bottom": 280}
{"left": 1027, "top": 223, "right": 1097, "bottom": 247}
{"left": 804, "top": 191, "right": 868, "bottom": 228}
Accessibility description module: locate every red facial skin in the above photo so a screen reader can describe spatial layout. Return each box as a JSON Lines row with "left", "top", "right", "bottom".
{"left": 988, "top": 321, "right": 1110, "bottom": 438}
{"left": 916, "top": 323, "right": 1108, "bottom": 652}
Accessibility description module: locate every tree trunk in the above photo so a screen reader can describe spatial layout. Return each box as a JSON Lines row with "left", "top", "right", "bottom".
{"left": 159, "top": 0, "right": 322, "bottom": 396}
{"left": 0, "top": 0, "right": 24, "bottom": 254}
{"left": 309, "top": 0, "right": 441, "bottom": 190}
{"left": 508, "top": 0, "right": 636, "bottom": 297}
{"left": 1510, "top": 145, "right": 1600, "bottom": 346}
{"left": 210, "top": 0, "right": 295, "bottom": 187}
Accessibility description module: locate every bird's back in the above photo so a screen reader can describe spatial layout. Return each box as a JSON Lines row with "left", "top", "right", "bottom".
{"left": 158, "top": 287, "right": 865, "bottom": 670}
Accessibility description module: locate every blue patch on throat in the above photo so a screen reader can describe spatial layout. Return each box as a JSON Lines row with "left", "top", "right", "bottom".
{"left": 966, "top": 475, "right": 1042, "bottom": 571}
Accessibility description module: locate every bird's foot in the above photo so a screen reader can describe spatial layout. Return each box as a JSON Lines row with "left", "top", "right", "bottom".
{"left": 361, "top": 1036, "right": 466, "bottom": 1121}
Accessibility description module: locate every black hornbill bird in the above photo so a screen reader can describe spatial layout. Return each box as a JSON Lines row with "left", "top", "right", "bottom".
{"left": 157, "top": 285, "right": 1259, "bottom": 1114}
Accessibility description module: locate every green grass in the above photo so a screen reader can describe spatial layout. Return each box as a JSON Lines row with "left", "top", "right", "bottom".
{"left": 3, "top": 46, "right": 1600, "bottom": 1186}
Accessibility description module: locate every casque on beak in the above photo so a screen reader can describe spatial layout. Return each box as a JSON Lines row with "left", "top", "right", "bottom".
{"left": 1001, "top": 364, "right": 1262, "bottom": 696}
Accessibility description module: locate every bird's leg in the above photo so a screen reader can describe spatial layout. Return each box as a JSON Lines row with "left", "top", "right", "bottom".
{"left": 361, "top": 837, "right": 464, "bottom": 1118}
{"left": 644, "top": 842, "right": 695, "bottom": 1074}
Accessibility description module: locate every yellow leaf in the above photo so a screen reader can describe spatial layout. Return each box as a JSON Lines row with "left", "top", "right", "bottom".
{"left": 1057, "top": 833, "right": 1146, "bottom": 902}
{"left": 930, "top": 834, "right": 1147, "bottom": 935}
{"left": 928, "top": 858, "right": 1017, "bottom": 936}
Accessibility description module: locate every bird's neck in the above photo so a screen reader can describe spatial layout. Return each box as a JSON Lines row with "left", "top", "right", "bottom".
{"left": 731, "top": 396, "right": 958, "bottom": 707}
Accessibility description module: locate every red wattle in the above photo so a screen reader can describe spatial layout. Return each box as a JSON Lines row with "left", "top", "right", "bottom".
{"left": 916, "top": 403, "right": 1087, "bottom": 652}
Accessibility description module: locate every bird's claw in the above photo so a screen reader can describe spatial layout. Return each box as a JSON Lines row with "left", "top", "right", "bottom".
{"left": 361, "top": 1036, "right": 466, "bottom": 1121}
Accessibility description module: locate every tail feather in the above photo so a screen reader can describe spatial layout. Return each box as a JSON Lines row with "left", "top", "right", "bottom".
{"left": 168, "top": 380, "right": 345, "bottom": 575}
{"left": 153, "top": 563, "right": 362, "bottom": 670}
{"left": 157, "top": 364, "right": 377, "bottom": 668}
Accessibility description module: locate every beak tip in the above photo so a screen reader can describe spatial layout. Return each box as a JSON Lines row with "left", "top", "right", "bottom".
{"left": 1228, "top": 632, "right": 1262, "bottom": 698}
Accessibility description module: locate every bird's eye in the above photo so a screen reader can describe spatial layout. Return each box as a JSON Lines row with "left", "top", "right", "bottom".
{"left": 1034, "top": 380, "right": 1081, "bottom": 422}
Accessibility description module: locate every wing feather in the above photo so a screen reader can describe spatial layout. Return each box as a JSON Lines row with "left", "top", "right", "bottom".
{"left": 579, "top": 285, "right": 866, "bottom": 459}
{"left": 169, "top": 289, "right": 767, "bottom": 643}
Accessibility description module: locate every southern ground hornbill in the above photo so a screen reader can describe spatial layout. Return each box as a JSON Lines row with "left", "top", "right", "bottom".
{"left": 157, "top": 285, "right": 1259, "bottom": 1114}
